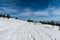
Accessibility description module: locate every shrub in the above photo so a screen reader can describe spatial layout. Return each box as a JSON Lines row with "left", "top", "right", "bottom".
{"left": 50, "top": 21, "right": 55, "bottom": 25}
{"left": 0, "top": 14, "right": 2, "bottom": 17}
{"left": 2, "top": 14, "right": 6, "bottom": 18}
{"left": 27, "top": 18, "right": 33, "bottom": 22}
{"left": 15, "top": 17, "right": 18, "bottom": 19}
{"left": 6, "top": 14, "right": 11, "bottom": 19}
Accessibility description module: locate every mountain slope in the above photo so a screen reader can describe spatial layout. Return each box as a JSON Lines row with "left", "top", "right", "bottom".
{"left": 0, "top": 18, "right": 60, "bottom": 40}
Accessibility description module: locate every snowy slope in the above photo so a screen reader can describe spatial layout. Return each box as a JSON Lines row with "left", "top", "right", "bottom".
{"left": 0, "top": 18, "right": 60, "bottom": 40}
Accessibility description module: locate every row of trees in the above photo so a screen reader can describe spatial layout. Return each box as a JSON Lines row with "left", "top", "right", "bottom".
{"left": 39, "top": 21, "right": 55, "bottom": 25}
{"left": 0, "top": 14, "right": 18, "bottom": 19}
{"left": 27, "top": 18, "right": 60, "bottom": 26}
{"left": 0, "top": 14, "right": 11, "bottom": 19}
{"left": 0, "top": 13, "right": 60, "bottom": 26}
{"left": 39, "top": 21, "right": 58, "bottom": 26}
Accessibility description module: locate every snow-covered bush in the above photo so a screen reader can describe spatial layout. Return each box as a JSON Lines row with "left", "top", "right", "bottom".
{"left": 27, "top": 18, "right": 33, "bottom": 22}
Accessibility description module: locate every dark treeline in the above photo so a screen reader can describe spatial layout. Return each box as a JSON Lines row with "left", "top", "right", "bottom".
{"left": 27, "top": 19, "right": 60, "bottom": 26}
{"left": 39, "top": 21, "right": 60, "bottom": 26}
{"left": 0, "top": 14, "right": 60, "bottom": 26}
{"left": 0, "top": 14, "right": 18, "bottom": 19}
{"left": 0, "top": 14, "right": 11, "bottom": 19}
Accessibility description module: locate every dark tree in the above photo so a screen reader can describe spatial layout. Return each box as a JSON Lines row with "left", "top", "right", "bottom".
{"left": 0, "top": 14, "right": 2, "bottom": 17}
{"left": 2, "top": 14, "right": 6, "bottom": 18}
{"left": 51, "top": 21, "right": 55, "bottom": 25}
{"left": 15, "top": 17, "right": 18, "bottom": 19}
{"left": 6, "top": 14, "right": 11, "bottom": 19}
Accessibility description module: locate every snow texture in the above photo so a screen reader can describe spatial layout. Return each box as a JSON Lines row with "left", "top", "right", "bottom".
{"left": 0, "top": 18, "right": 60, "bottom": 40}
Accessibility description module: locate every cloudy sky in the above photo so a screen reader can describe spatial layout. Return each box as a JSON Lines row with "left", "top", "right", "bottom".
{"left": 0, "top": 0, "right": 60, "bottom": 21}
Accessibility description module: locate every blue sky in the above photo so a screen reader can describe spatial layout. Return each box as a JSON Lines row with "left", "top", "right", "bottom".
{"left": 0, "top": 0, "right": 60, "bottom": 21}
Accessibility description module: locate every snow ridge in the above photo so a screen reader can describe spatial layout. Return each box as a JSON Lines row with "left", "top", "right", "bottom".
{"left": 0, "top": 18, "right": 60, "bottom": 40}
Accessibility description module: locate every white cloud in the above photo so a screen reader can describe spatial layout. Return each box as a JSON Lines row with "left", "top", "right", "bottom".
{"left": 19, "top": 8, "right": 49, "bottom": 16}
{"left": 52, "top": 8, "right": 60, "bottom": 15}
{"left": 33, "top": 11, "right": 48, "bottom": 16}
{"left": 0, "top": 7, "right": 18, "bottom": 14}
{"left": 19, "top": 12, "right": 31, "bottom": 16}
{"left": 1, "top": 7, "right": 60, "bottom": 21}
{"left": 47, "top": 7, "right": 60, "bottom": 16}
{"left": 2, "top": 7, "right": 17, "bottom": 12}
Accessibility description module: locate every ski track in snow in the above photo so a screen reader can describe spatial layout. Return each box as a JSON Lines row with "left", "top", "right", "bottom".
{"left": 0, "top": 18, "right": 60, "bottom": 40}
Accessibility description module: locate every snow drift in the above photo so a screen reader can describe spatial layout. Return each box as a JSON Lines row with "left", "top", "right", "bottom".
{"left": 0, "top": 18, "right": 60, "bottom": 40}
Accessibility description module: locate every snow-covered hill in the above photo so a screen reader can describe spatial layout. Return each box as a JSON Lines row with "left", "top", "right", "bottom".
{"left": 0, "top": 18, "right": 60, "bottom": 40}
